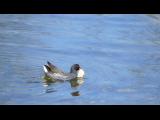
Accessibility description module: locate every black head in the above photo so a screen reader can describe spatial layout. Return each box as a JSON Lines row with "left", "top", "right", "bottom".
{"left": 74, "top": 64, "right": 80, "bottom": 71}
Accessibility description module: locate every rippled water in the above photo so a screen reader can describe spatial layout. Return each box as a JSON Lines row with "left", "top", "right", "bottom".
{"left": 0, "top": 14, "right": 160, "bottom": 105}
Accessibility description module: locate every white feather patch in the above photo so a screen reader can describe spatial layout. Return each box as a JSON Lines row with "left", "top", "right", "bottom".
{"left": 43, "top": 66, "right": 48, "bottom": 73}
{"left": 77, "top": 69, "right": 85, "bottom": 77}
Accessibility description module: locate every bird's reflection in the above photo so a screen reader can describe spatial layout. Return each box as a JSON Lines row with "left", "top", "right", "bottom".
{"left": 42, "top": 75, "right": 59, "bottom": 93}
{"left": 69, "top": 77, "right": 84, "bottom": 96}
{"left": 69, "top": 77, "right": 84, "bottom": 88}
{"left": 43, "top": 75, "right": 84, "bottom": 96}
{"left": 71, "top": 91, "right": 80, "bottom": 96}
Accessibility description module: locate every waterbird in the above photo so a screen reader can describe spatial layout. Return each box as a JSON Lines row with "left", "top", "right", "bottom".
{"left": 43, "top": 61, "right": 85, "bottom": 82}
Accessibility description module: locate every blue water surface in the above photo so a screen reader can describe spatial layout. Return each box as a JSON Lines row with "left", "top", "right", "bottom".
{"left": 0, "top": 14, "right": 160, "bottom": 104}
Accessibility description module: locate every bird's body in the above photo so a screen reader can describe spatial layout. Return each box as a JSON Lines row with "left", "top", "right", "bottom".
{"left": 43, "top": 61, "right": 84, "bottom": 81}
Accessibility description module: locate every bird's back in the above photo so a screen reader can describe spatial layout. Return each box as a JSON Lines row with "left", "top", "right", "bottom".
{"left": 43, "top": 61, "right": 76, "bottom": 81}
{"left": 46, "top": 72, "right": 76, "bottom": 81}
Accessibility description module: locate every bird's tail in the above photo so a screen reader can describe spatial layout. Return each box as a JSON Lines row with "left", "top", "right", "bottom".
{"left": 43, "top": 65, "right": 52, "bottom": 73}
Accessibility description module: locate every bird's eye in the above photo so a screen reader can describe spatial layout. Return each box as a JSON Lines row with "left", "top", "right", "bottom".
{"left": 75, "top": 66, "right": 80, "bottom": 71}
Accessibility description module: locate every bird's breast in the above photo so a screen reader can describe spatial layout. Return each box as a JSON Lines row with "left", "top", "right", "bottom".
{"left": 77, "top": 69, "right": 85, "bottom": 77}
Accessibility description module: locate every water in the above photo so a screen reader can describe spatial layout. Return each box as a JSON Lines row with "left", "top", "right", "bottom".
{"left": 0, "top": 14, "right": 160, "bottom": 105}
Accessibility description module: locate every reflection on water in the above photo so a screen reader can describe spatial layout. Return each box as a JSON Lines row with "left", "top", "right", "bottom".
{"left": 43, "top": 75, "right": 84, "bottom": 96}
{"left": 70, "top": 78, "right": 84, "bottom": 96}
{"left": 70, "top": 78, "right": 84, "bottom": 88}
{"left": 71, "top": 91, "right": 80, "bottom": 96}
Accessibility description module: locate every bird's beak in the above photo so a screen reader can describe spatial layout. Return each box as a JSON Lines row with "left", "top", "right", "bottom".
{"left": 75, "top": 66, "right": 80, "bottom": 71}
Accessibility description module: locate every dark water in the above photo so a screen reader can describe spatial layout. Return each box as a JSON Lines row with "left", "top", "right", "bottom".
{"left": 0, "top": 14, "right": 160, "bottom": 105}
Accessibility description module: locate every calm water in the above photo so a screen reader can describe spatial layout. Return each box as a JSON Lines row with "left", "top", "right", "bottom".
{"left": 0, "top": 14, "right": 160, "bottom": 105}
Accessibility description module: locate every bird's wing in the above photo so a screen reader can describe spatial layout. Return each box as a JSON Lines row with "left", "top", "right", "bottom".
{"left": 47, "top": 61, "right": 65, "bottom": 74}
{"left": 47, "top": 72, "right": 76, "bottom": 81}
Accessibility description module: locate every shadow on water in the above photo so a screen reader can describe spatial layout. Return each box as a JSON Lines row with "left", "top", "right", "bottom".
{"left": 42, "top": 75, "right": 84, "bottom": 96}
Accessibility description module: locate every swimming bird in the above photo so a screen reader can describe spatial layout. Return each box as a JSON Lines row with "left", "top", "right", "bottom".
{"left": 43, "top": 61, "right": 85, "bottom": 81}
